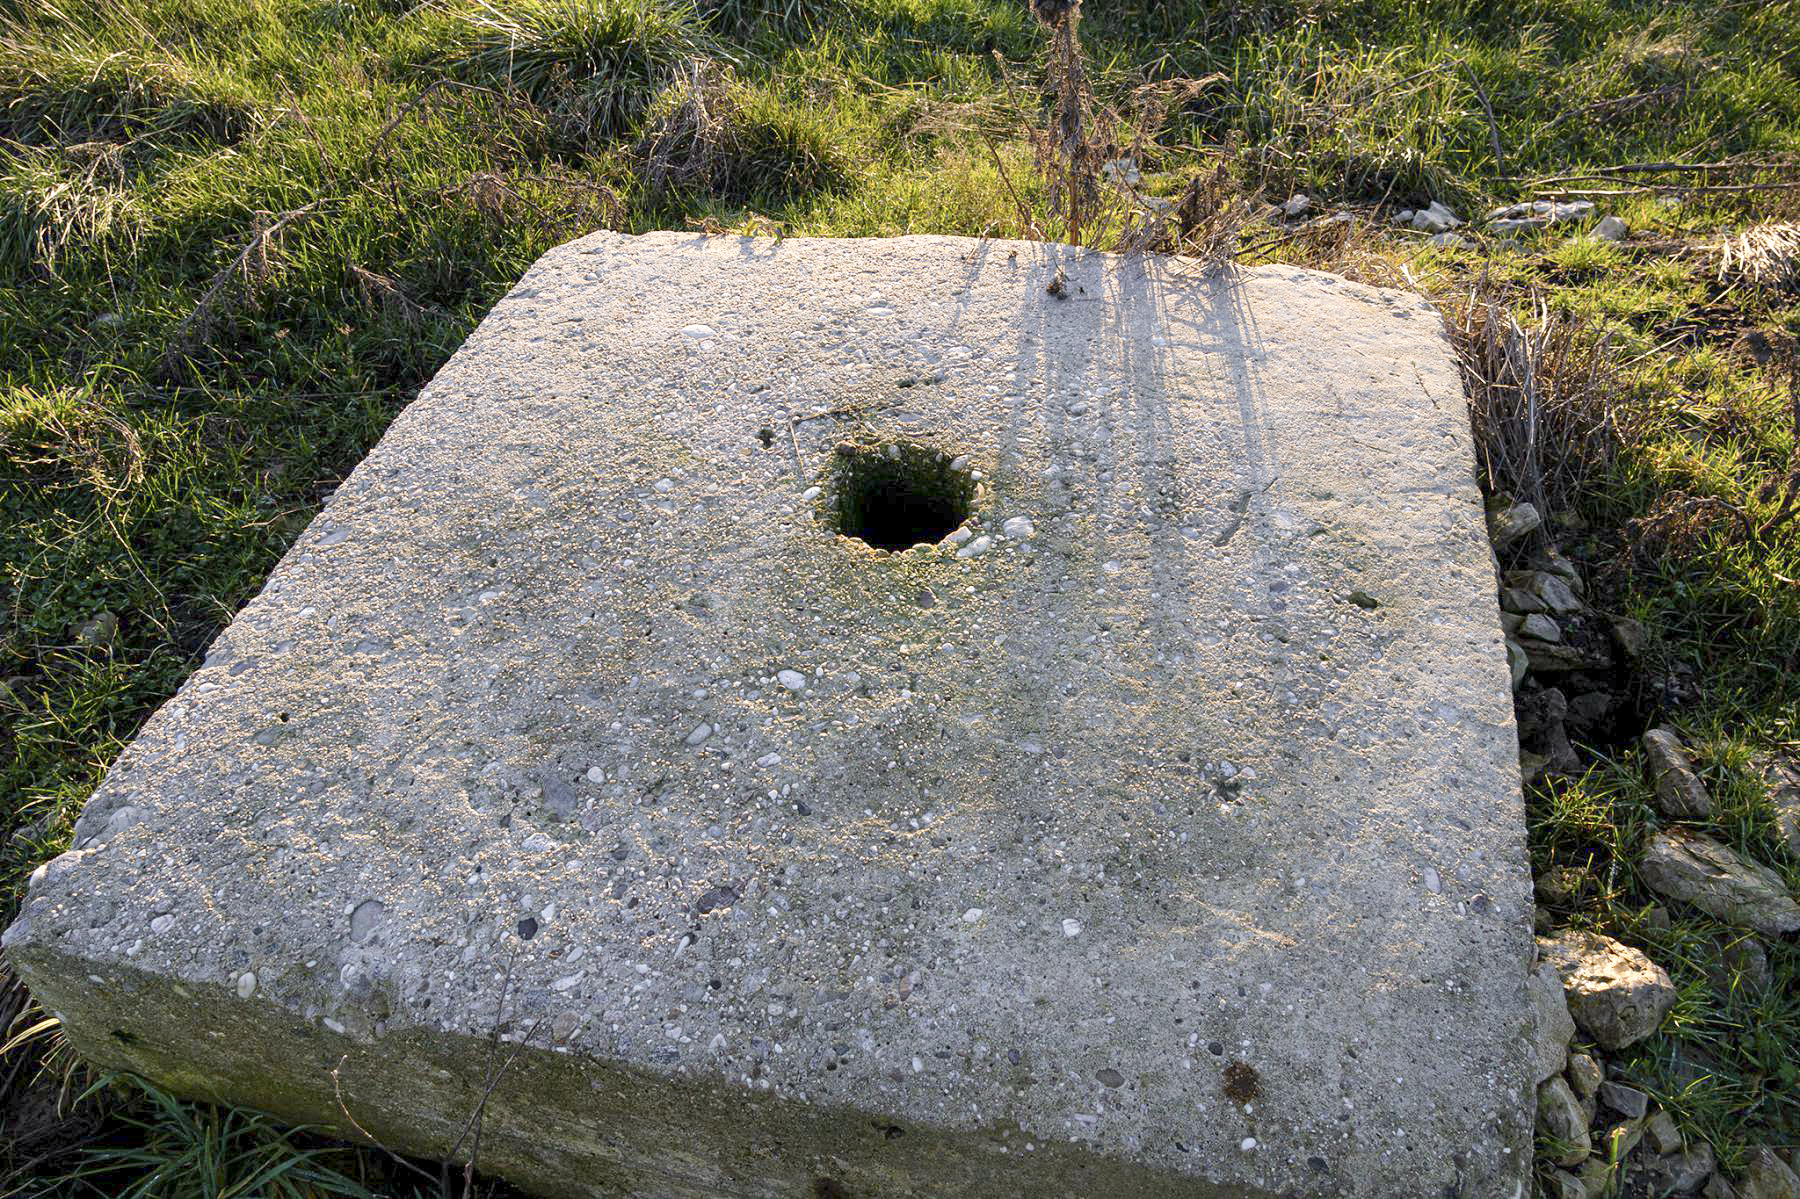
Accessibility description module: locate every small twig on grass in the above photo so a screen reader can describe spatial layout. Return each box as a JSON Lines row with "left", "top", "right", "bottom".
{"left": 330, "top": 1055, "right": 443, "bottom": 1190}
{"left": 974, "top": 100, "right": 1038, "bottom": 240}
{"left": 1461, "top": 63, "right": 1504, "bottom": 177}
{"left": 160, "top": 202, "right": 323, "bottom": 379}
{"left": 1520, "top": 159, "right": 1796, "bottom": 181}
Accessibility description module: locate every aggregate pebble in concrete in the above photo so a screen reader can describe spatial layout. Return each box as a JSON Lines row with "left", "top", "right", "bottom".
{"left": 5, "top": 233, "right": 1533, "bottom": 1199}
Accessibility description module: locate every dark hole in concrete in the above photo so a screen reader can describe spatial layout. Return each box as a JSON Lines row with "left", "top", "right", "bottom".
{"left": 831, "top": 442, "right": 973, "bottom": 552}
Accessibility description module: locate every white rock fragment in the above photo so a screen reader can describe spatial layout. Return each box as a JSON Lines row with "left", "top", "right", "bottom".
{"left": 1594, "top": 215, "right": 1628, "bottom": 241}
{"left": 962, "top": 908, "right": 984, "bottom": 923}
{"left": 685, "top": 723, "right": 713, "bottom": 746}
{"left": 1001, "top": 516, "right": 1036, "bottom": 540}
{"left": 955, "top": 536, "right": 992, "bottom": 560}
{"left": 776, "top": 669, "right": 807, "bottom": 691}
{"left": 1486, "top": 199, "right": 1594, "bottom": 234}
{"left": 1411, "top": 201, "right": 1461, "bottom": 232}
{"left": 1062, "top": 918, "right": 1082, "bottom": 937}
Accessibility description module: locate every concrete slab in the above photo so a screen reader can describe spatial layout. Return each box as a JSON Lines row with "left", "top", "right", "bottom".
{"left": 5, "top": 233, "right": 1534, "bottom": 1198}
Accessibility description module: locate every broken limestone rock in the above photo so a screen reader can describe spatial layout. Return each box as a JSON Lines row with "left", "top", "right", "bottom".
{"left": 1505, "top": 569, "right": 1584, "bottom": 614}
{"left": 1761, "top": 755, "right": 1800, "bottom": 857}
{"left": 1412, "top": 200, "right": 1462, "bottom": 232}
{"left": 1517, "top": 636, "right": 1610, "bottom": 674}
{"left": 1537, "top": 1075, "right": 1593, "bottom": 1167}
{"left": 1487, "top": 499, "right": 1542, "bottom": 546}
{"left": 1507, "top": 639, "right": 1529, "bottom": 689}
{"left": 1641, "top": 727, "right": 1713, "bottom": 819}
{"left": 1487, "top": 199, "right": 1596, "bottom": 234}
{"left": 1565, "top": 1052, "right": 1603, "bottom": 1103}
{"left": 1527, "top": 961, "right": 1577, "bottom": 1082}
{"left": 1537, "top": 930, "right": 1677, "bottom": 1049}
{"left": 1601, "top": 1117, "right": 1645, "bottom": 1161}
{"left": 1639, "top": 1142, "right": 1716, "bottom": 1196}
{"left": 1598, "top": 1080, "right": 1648, "bottom": 1119}
{"left": 1520, "top": 612, "right": 1562, "bottom": 642}
{"left": 1640, "top": 829, "right": 1800, "bottom": 934}
{"left": 1544, "top": 1168, "right": 1586, "bottom": 1199}
{"left": 1739, "top": 1149, "right": 1800, "bottom": 1199}
{"left": 1, "top": 234, "right": 1533, "bottom": 1199}
{"left": 1594, "top": 215, "right": 1629, "bottom": 242}
{"left": 1609, "top": 616, "right": 1648, "bottom": 663}
{"left": 1644, "top": 1109, "right": 1681, "bottom": 1156}
{"left": 72, "top": 610, "right": 119, "bottom": 650}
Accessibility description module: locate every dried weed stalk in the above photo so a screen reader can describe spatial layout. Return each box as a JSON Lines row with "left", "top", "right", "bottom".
{"left": 1447, "top": 281, "right": 1631, "bottom": 516}
{"left": 350, "top": 264, "right": 431, "bottom": 328}
{"left": 999, "top": 2, "right": 1246, "bottom": 266}
{"left": 160, "top": 202, "right": 320, "bottom": 379}
{"left": 1717, "top": 222, "right": 1800, "bottom": 294}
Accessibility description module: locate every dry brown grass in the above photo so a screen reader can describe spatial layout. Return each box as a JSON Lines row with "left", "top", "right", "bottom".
{"left": 994, "top": 1, "right": 1249, "bottom": 266}
{"left": 635, "top": 57, "right": 738, "bottom": 196}
{"left": 1716, "top": 222, "right": 1800, "bottom": 293}
{"left": 633, "top": 56, "right": 843, "bottom": 203}
{"left": 1445, "top": 280, "right": 1635, "bottom": 517}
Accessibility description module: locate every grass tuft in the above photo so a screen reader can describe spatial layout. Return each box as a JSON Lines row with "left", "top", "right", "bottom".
{"left": 0, "top": 32, "right": 259, "bottom": 148}
{"left": 636, "top": 57, "right": 844, "bottom": 203}
{"left": 430, "top": 0, "right": 714, "bottom": 142}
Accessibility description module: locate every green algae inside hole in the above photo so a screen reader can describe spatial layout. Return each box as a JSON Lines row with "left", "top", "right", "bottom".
{"left": 830, "top": 442, "right": 973, "bottom": 552}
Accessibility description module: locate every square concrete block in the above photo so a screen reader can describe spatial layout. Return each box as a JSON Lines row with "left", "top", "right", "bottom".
{"left": 6, "top": 234, "right": 1533, "bottom": 1197}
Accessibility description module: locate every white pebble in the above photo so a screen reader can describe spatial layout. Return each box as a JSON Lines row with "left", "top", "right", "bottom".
{"left": 776, "top": 669, "right": 807, "bottom": 691}
{"left": 1062, "top": 918, "right": 1082, "bottom": 937}
{"left": 1001, "top": 516, "right": 1036, "bottom": 540}
{"left": 800, "top": 486, "right": 821, "bottom": 501}
{"left": 962, "top": 908, "right": 984, "bottom": 923}
{"left": 679, "top": 324, "right": 715, "bottom": 339}
{"left": 1240, "top": 1137, "right": 1258, "bottom": 1152}
{"left": 955, "top": 536, "right": 992, "bottom": 560}
{"left": 685, "top": 723, "right": 713, "bottom": 746}
{"left": 237, "top": 972, "right": 256, "bottom": 999}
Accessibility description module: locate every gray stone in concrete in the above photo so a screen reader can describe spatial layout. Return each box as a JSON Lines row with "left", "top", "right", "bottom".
{"left": 4, "top": 233, "right": 1533, "bottom": 1198}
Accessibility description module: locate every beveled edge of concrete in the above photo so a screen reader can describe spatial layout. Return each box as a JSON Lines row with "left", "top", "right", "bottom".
{"left": 6, "top": 232, "right": 1534, "bottom": 1199}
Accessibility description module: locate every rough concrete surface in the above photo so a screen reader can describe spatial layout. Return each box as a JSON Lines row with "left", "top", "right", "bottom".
{"left": 5, "top": 233, "right": 1533, "bottom": 1198}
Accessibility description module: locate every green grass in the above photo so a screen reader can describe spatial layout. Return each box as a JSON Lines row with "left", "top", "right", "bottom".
{"left": 1, "top": 0, "right": 1798, "bottom": 1192}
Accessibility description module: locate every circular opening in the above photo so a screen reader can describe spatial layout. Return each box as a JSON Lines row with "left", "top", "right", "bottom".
{"left": 830, "top": 442, "right": 973, "bottom": 552}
